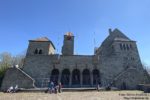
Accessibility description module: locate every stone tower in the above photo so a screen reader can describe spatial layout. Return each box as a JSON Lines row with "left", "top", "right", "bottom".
{"left": 62, "top": 32, "right": 74, "bottom": 55}
{"left": 26, "top": 37, "right": 55, "bottom": 56}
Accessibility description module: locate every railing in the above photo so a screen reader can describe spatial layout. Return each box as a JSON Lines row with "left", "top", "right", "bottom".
{"left": 34, "top": 78, "right": 50, "bottom": 88}
{"left": 34, "top": 76, "right": 100, "bottom": 88}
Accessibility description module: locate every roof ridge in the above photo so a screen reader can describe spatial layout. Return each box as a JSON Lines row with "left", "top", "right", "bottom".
{"left": 35, "top": 37, "right": 50, "bottom": 41}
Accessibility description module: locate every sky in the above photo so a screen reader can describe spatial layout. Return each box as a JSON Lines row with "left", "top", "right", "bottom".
{"left": 0, "top": 0, "right": 150, "bottom": 66}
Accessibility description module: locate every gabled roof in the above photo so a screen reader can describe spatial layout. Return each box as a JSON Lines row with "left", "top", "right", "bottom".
{"left": 99, "top": 28, "right": 135, "bottom": 49}
{"left": 29, "top": 37, "right": 56, "bottom": 49}
{"left": 96, "top": 28, "right": 134, "bottom": 55}
{"left": 32, "top": 37, "right": 50, "bottom": 42}
{"left": 110, "top": 28, "right": 131, "bottom": 40}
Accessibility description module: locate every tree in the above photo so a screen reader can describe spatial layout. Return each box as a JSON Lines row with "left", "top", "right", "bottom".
{"left": 0, "top": 52, "right": 13, "bottom": 87}
{"left": 0, "top": 51, "right": 26, "bottom": 87}
{"left": 142, "top": 62, "right": 150, "bottom": 84}
{"left": 12, "top": 54, "right": 25, "bottom": 68}
{"left": 142, "top": 62, "right": 150, "bottom": 75}
{"left": 0, "top": 52, "right": 13, "bottom": 68}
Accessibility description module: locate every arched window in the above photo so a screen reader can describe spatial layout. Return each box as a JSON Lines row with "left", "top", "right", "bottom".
{"left": 92, "top": 69, "right": 100, "bottom": 85}
{"left": 50, "top": 69, "right": 59, "bottom": 85}
{"left": 131, "top": 57, "right": 135, "bottom": 60}
{"left": 82, "top": 69, "right": 91, "bottom": 86}
{"left": 120, "top": 44, "right": 123, "bottom": 50}
{"left": 34, "top": 49, "right": 38, "bottom": 54}
{"left": 72, "top": 69, "right": 80, "bottom": 85}
{"left": 123, "top": 44, "right": 126, "bottom": 50}
{"left": 39, "top": 49, "right": 42, "bottom": 54}
{"left": 126, "top": 44, "right": 129, "bottom": 50}
{"left": 61, "top": 69, "right": 70, "bottom": 86}
{"left": 34, "top": 48, "right": 43, "bottom": 54}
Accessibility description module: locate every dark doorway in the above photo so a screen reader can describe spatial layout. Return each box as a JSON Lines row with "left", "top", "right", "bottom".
{"left": 72, "top": 69, "right": 80, "bottom": 86}
{"left": 50, "top": 69, "right": 59, "bottom": 85}
{"left": 82, "top": 69, "right": 91, "bottom": 86}
{"left": 121, "top": 82, "right": 127, "bottom": 90}
{"left": 93, "top": 69, "right": 100, "bottom": 85}
{"left": 61, "top": 69, "right": 70, "bottom": 86}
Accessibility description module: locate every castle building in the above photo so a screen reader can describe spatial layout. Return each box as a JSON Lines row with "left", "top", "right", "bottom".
{"left": 1, "top": 28, "right": 150, "bottom": 90}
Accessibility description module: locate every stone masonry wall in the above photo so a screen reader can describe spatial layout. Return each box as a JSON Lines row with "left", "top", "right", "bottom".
{"left": 1, "top": 67, "right": 35, "bottom": 91}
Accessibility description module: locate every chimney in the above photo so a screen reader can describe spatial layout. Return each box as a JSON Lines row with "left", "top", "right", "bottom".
{"left": 109, "top": 28, "right": 112, "bottom": 35}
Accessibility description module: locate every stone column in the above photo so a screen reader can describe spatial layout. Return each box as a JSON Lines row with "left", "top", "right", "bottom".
{"left": 91, "top": 71, "right": 93, "bottom": 86}
{"left": 58, "top": 70, "right": 61, "bottom": 83}
{"left": 49, "top": 71, "right": 51, "bottom": 81}
{"left": 69, "top": 70, "right": 72, "bottom": 87}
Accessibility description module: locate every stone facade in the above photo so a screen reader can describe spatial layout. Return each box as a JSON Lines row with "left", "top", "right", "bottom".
{"left": 1, "top": 28, "right": 150, "bottom": 90}
{"left": 1, "top": 67, "right": 35, "bottom": 90}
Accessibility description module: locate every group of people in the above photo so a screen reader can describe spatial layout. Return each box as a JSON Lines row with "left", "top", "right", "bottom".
{"left": 45, "top": 81, "right": 62, "bottom": 94}
{"left": 6, "top": 85, "right": 19, "bottom": 93}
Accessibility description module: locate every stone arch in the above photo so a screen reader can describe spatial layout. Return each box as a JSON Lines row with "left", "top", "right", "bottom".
{"left": 61, "top": 69, "right": 70, "bottom": 86}
{"left": 92, "top": 69, "right": 100, "bottom": 85}
{"left": 82, "top": 69, "right": 91, "bottom": 86}
{"left": 72, "top": 69, "right": 80, "bottom": 86}
{"left": 50, "top": 69, "right": 59, "bottom": 85}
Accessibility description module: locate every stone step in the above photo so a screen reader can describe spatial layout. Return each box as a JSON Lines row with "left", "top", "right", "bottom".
{"left": 18, "top": 87, "right": 104, "bottom": 92}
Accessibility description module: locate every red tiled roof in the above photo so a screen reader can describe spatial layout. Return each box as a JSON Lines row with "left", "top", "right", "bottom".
{"left": 33, "top": 37, "right": 50, "bottom": 42}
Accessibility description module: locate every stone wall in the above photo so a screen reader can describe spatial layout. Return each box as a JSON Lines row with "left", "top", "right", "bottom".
{"left": 22, "top": 55, "right": 95, "bottom": 86}
{"left": 114, "top": 68, "right": 146, "bottom": 89}
{"left": 1, "top": 67, "right": 35, "bottom": 91}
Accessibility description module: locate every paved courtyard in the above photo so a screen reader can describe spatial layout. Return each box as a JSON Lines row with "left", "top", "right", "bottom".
{"left": 0, "top": 91, "right": 149, "bottom": 100}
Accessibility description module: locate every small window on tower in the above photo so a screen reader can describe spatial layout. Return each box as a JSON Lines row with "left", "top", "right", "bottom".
{"left": 123, "top": 44, "right": 126, "bottom": 50}
{"left": 120, "top": 44, "right": 123, "bottom": 50}
{"left": 130, "top": 44, "right": 132, "bottom": 49}
{"left": 34, "top": 49, "right": 38, "bottom": 54}
{"left": 126, "top": 44, "right": 129, "bottom": 50}
{"left": 39, "top": 49, "right": 42, "bottom": 54}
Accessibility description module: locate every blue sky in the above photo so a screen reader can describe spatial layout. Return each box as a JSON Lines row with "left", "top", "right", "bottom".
{"left": 0, "top": 0, "right": 150, "bottom": 66}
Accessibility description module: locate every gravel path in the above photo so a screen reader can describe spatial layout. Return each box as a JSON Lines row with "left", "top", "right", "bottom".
{"left": 0, "top": 91, "right": 149, "bottom": 100}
